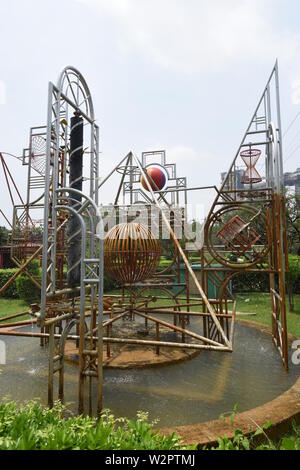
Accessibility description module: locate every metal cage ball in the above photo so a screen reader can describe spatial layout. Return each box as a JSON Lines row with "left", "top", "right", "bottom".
{"left": 104, "top": 223, "right": 161, "bottom": 284}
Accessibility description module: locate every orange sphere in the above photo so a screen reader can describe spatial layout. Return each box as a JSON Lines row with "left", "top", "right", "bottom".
{"left": 104, "top": 223, "right": 161, "bottom": 284}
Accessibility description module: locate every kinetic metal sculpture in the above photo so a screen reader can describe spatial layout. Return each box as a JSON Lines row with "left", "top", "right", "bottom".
{"left": 0, "top": 60, "right": 289, "bottom": 419}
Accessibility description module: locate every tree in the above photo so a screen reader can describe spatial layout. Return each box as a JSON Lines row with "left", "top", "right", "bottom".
{"left": 284, "top": 191, "right": 300, "bottom": 312}
{"left": 0, "top": 226, "right": 9, "bottom": 246}
{"left": 285, "top": 191, "right": 300, "bottom": 255}
{"left": 286, "top": 254, "right": 300, "bottom": 312}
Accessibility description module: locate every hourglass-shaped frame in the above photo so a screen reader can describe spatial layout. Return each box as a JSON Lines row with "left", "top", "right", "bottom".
{"left": 240, "top": 147, "right": 262, "bottom": 184}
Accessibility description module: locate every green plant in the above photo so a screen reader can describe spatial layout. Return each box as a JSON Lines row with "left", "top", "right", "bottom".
{"left": 210, "top": 422, "right": 274, "bottom": 451}
{"left": 0, "top": 226, "right": 9, "bottom": 246}
{"left": 279, "top": 423, "right": 300, "bottom": 450}
{"left": 286, "top": 255, "right": 300, "bottom": 312}
{"left": 220, "top": 403, "right": 239, "bottom": 427}
{"left": 0, "top": 401, "right": 185, "bottom": 450}
{"left": 207, "top": 405, "right": 274, "bottom": 450}
{"left": 0, "top": 268, "right": 19, "bottom": 298}
{"left": 232, "top": 271, "right": 270, "bottom": 293}
{"left": 25, "top": 259, "right": 40, "bottom": 276}
{"left": 16, "top": 260, "right": 41, "bottom": 304}
{"left": 104, "top": 271, "right": 117, "bottom": 292}
{"left": 285, "top": 190, "right": 300, "bottom": 256}
{"left": 1, "top": 400, "right": 300, "bottom": 450}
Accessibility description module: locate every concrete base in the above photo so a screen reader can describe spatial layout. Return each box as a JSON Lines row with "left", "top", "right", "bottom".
{"left": 64, "top": 341, "right": 199, "bottom": 369}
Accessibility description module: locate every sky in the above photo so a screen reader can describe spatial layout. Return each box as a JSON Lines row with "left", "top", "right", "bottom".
{"left": 1, "top": 0, "right": 300, "bottom": 226}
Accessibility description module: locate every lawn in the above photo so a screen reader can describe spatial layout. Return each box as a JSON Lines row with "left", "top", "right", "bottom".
{"left": 107, "top": 289, "right": 300, "bottom": 338}
{"left": 236, "top": 293, "right": 300, "bottom": 338}
{"left": 0, "top": 298, "right": 30, "bottom": 323}
{"left": 1, "top": 292, "right": 299, "bottom": 336}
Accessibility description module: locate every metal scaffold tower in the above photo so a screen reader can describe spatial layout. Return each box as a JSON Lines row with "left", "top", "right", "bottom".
{"left": 203, "top": 61, "right": 288, "bottom": 369}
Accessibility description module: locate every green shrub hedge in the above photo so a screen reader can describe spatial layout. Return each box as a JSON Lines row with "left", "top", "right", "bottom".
{"left": 232, "top": 272, "right": 270, "bottom": 293}
{"left": 1, "top": 263, "right": 114, "bottom": 301}
{"left": 232, "top": 256, "right": 300, "bottom": 294}
{"left": 16, "top": 275, "right": 41, "bottom": 304}
{"left": 16, "top": 260, "right": 41, "bottom": 304}
{"left": 104, "top": 272, "right": 118, "bottom": 292}
{"left": 0, "top": 268, "right": 19, "bottom": 298}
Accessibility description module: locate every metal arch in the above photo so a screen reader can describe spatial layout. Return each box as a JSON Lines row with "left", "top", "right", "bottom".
{"left": 41, "top": 66, "right": 100, "bottom": 315}
{"left": 56, "top": 187, "right": 105, "bottom": 248}
{"left": 57, "top": 66, "right": 95, "bottom": 121}
{"left": 41, "top": 187, "right": 104, "bottom": 323}
{"left": 58, "top": 318, "right": 78, "bottom": 357}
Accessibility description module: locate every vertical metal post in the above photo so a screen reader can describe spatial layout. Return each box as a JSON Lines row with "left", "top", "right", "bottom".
{"left": 97, "top": 233, "right": 104, "bottom": 416}
{"left": 275, "top": 61, "right": 284, "bottom": 188}
{"left": 41, "top": 83, "right": 55, "bottom": 324}
{"left": 58, "top": 351, "right": 64, "bottom": 401}
{"left": 156, "top": 323, "right": 160, "bottom": 355}
{"left": 48, "top": 323, "right": 54, "bottom": 408}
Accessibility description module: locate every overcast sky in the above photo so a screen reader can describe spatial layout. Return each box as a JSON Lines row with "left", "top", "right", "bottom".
{"left": 1, "top": 0, "right": 300, "bottom": 225}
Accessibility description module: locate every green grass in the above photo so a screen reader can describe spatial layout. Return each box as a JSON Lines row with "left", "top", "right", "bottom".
{"left": 106, "top": 288, "right": 300, "bottom": 338}
{"left": 236, "top": 293, "right": 300, "bottom": 338}
{"left": 1, "top": 291, "right": 299, "bottom": 336}
{"left": 0, "top": 298, "right": 30, "bottom": 323}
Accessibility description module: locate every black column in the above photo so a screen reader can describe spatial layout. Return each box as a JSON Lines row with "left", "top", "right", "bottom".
{"left": 67, "top": 113, "right": 84, "bottom": 287}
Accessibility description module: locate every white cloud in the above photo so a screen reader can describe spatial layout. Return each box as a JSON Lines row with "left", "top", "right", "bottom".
{"left": 76, "top": 0, "right": 300, "bottom": 74}
{"left": 167, "top": 145, "right": 198, "bottom": 162}
{"left": 146, "top": 144, "right": 218, "bottom": 165}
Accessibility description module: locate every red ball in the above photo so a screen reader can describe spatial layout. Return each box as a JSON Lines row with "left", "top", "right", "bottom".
{"left": 141, "top": 165, "right": 166, "bottom": 192}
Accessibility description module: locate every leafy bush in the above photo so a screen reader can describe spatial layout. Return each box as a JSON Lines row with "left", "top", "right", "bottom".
{"left": 0, "top": 401, "right": 185, "bottom": 450}
{"left": 209, "top": 422, "right": 273, "bottom": 450}
{"left": 0, "top": 268, "right": 19, "bottom": 298}
{"left": 0, "top": 400, "right": 299, "bottom": 450}
{"left": 104, "top": 271, "right": 118, "bottom": 292}
{"left": 210, "top": 422, "right": 300, "bottom": 450}
{"left": 232, "top": 272, "right": 270, "bottom": 293}
{"left": 25, "top": 259, "right": 40, "bottom": 276}
{"left": 16, "top": 260, "right": 41, "bottom": 304}
{"left": 286, "top": 255, "right": 300, "bottom": 312}
{"left": 207, "top": 405, "right": 300, "bottom": 451}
